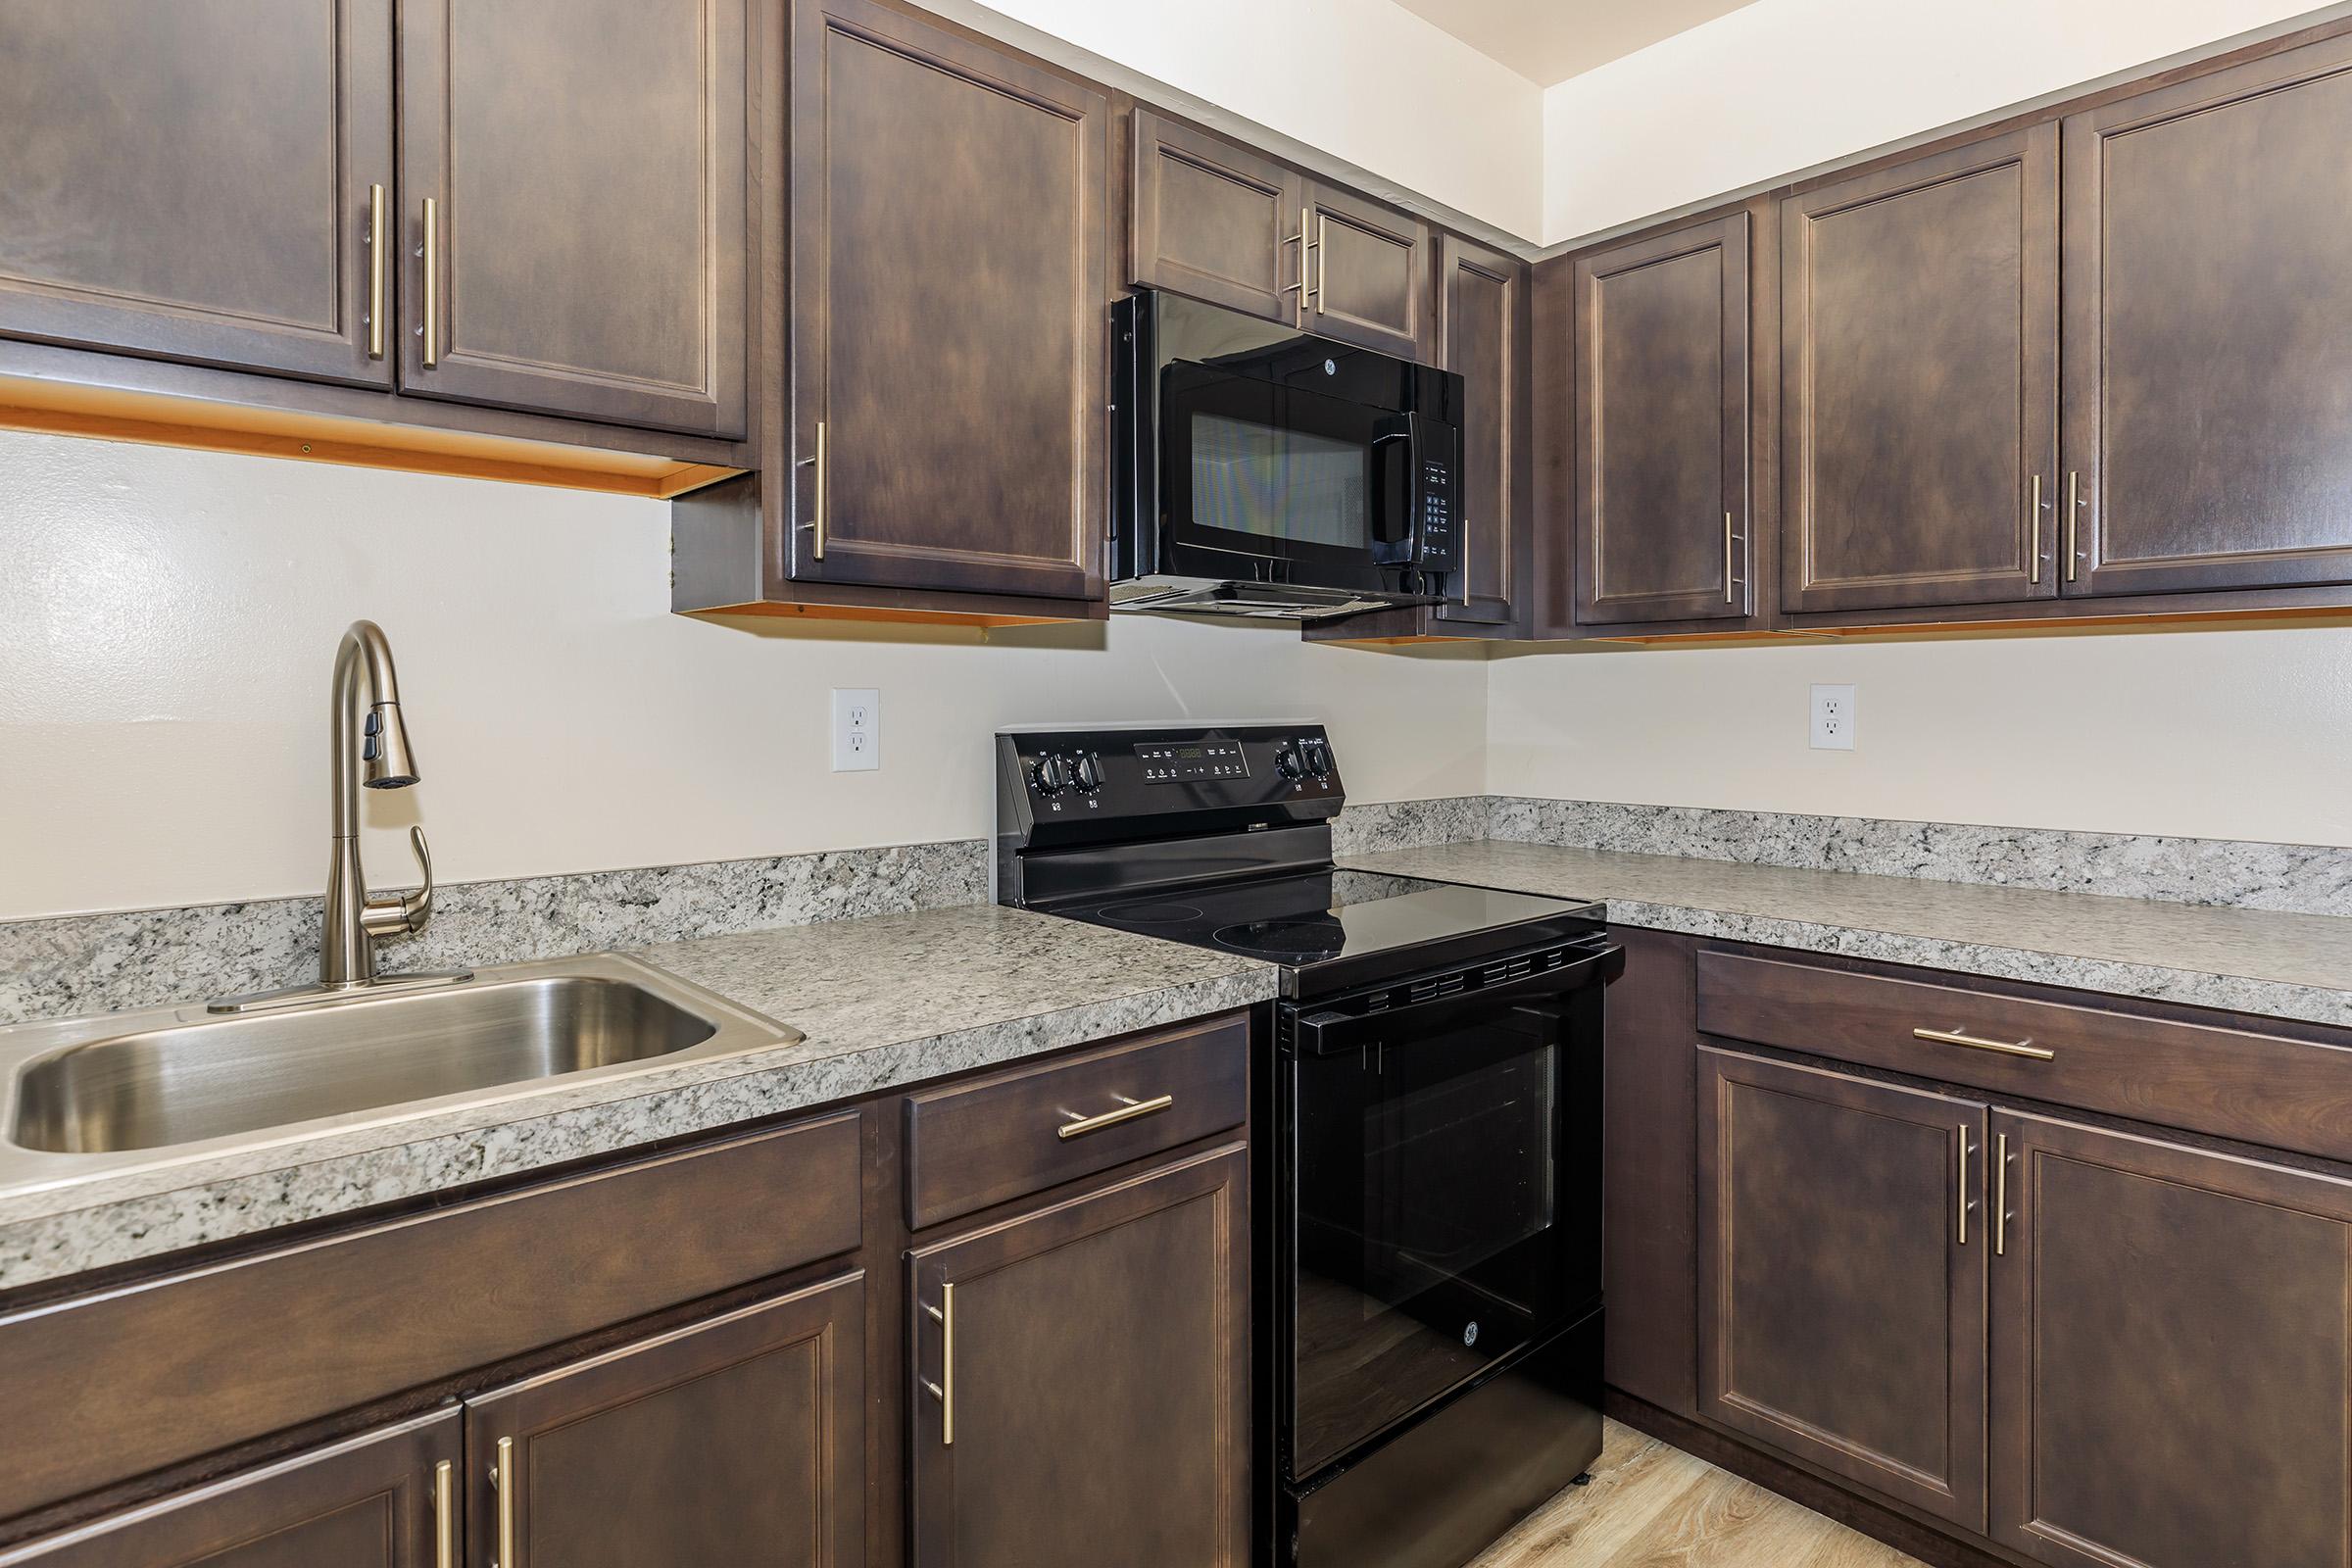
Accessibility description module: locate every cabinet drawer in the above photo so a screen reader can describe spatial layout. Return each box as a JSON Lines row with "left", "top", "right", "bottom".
{"left": 903, "top": 1013, "right": 1248, "bottom": 1231}
{"left": 1697, "top": 950, "right": 2352, "bottom": 1162}
{"left": 0, "top": 1110, "right": 861, "bottom": 1521}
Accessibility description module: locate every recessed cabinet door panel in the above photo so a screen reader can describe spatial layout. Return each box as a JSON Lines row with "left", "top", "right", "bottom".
{"left": 1573, "top": 214, "right": 1750, "bottom": 624}
{"left": 0, "top": 0, "right": 394, "bottom": 385}
{"left": 466, "top": 1276, "right": 864, "bottom": 1568}
{"left": 0, "top": 1411, "right": 458, "bottom": 1568}
{"left": 907, "top": 1147, "right": 1247, "bottom": 1568}
{"left": 400, "top": 0, "right": 747, "bottom": 435}
{"left": 1303, "top": 181, "right": 1430, "bottom": 359}
{"left": 1783, "top": 127, "right": 2058, "bottom": 612}
{"left": 1130, "top": 109, "right": 1301, "bottom": 323}
{"left": 2062, "top": 37, "right": 2352, "bottom": 597}
{"left": 791, "top": 0, "right": 1104, "bottom": 602}
{"left": 1434, "top": 235, "right": 1529, "bottom": 629}
{"left": 1991, "top": 1113, "right": 2352, "bottom": 1568}
{"left": 1697, "top": 1048, "right": 1988, "bottom": 1529}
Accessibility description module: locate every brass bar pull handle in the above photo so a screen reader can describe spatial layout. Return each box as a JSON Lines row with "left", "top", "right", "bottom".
{"left": 493, "top": 1435, "right": 514, "bottom": 1568}
{"left": 420, "top": 197, "right": 440, "bottom": 368}
{"left": 1306, "top": 211, "right": 1326, "bottom": 314}
{"left": 367, "top": 182, "right": 386, "bottom": 361}
{"left": 1291, "top": 205, "right": 1308, "bottom": 325}
{"left": 1724, "top": 512, "right": 1737, "bottom": 604}
{"left": 1995, "top": 1132, "right": 2010, "bottom": 1256}
{"left": 921, "top": 1283, "right": 956, "bottom": 1446}
{"left": 2029, "top": 474, "right": 2042, "bottom": 585}
{"left": 1057, "top": 1093, "right": 1174, "bottom": 1140}
{"left": 2066, "top": 469, "right": 2081, "bottom": 582}
{"left": 1957, "top": 1126, "right": 1972, "bottom": 1246}
{"left": 796, "top": 422, "right": 827, "bottom": 562}
{"left": 433, "top": 1459, "right": 455, "bottom": 1568}
{"left": 1914, "top": 1026, "right": 2055, "bottom": 1061}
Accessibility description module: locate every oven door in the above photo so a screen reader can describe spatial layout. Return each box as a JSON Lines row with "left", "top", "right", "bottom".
{"left": 1283, "top": 949, "right": 1612, "bottom": 1482}
{"left": 1160, "top": 360, "right": 1423, "bottom": 589}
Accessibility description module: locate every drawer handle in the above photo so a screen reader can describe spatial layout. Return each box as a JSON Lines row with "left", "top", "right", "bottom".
{"left": 1057, "top": 1093, "right": 1174, "bottom": 1140}
{"left": 1914, "top": 1026, "right": 2054, "bottom": 1061}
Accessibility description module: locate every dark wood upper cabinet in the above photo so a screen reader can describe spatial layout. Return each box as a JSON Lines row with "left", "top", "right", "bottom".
{"left": 787, "top": 0, "right": 1104, "bottom": 603}
{"left": 2062, "top": 35, "right": 2352, "bottom": 598}
{"left": 1433, "top": 234, "right": 1531, "bottom": 629}
{"left": 906, "top": 1146, "right": 1248, "bottom": 1568}
{"left": 399, "top": 0, "right": 747, "bottom": 436}
{"left": 1303, "top": 180, "right": 1431, "bottom": 358}
{"left": 466, "top": 1275, "right": 865, "bottom": 1568}
{"left": 1129, "top": 109, "right": 1301, "bottom": 323}
{"left": 1782, "top": 126, "right": 2058, "bottom": 614}
{"left": 0, "top": 0, "right": 396, "bottom": 387}
{"left": 1572, "top": 212, "right": 1752, "bottom": 625}
{"left": 0, "top": 1411, "right": 458, "bottom": 1568}
{"left": 1697, "top": 1048, "right": 1987, "bottom": 1531}
{"left": 1991, "top": 1112, "right": 2352, "bottom": 1568}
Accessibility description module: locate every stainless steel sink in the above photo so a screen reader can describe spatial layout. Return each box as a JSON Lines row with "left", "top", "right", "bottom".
{"left": 0, "top": 955, "right": 800, "bottom": 1167}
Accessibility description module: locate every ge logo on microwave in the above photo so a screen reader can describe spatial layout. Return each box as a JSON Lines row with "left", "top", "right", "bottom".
{"left": 1462, "top": 1321, "right": 1480, "bottom": 1348}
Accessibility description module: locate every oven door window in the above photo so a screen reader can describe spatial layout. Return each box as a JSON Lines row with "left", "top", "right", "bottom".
{"left": 1160, "top": 363, "right": 1412, "bottom": 577}
{"left": 1288, "top": 991, "right": 1598, "bottom": 1479}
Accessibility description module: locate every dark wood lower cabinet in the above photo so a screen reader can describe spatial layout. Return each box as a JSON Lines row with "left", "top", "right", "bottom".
{"left": 1991, "top": 1112, "right": 2352, "bottom": 1568}
{"left": 1696, "top": 1047, "right": 1987, "bottom": 1530}
{"left": 906, "top": 1145, "right": 1248, "bottom": 1568}
{"left": 0, "top": 1411, "right": 458, "bottom": 1568}
{"left": 466, "top": 1274, "right": 864, "bottom": 1568}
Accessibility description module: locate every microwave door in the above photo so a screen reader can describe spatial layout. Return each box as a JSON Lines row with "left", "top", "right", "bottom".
{"left": 1161, "top": 365, "right": 1390, "bottom": 581}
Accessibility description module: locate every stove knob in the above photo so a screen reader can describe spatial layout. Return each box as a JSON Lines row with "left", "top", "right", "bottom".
{"left": 1032, "top": 754, "right": 1072, "bottom": 797}
{"left": 1275, "top": 743, "right": 1306, "bottom": 780}
{"left": 1302, "top": 738, "right": 1333, "bottom": 778}
{"left": 1072, "top": 752, "right": 1104, "bottom": 793}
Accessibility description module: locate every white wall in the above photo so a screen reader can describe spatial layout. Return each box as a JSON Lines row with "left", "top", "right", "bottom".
{"left": 958, "top": 0, "right": 1545, "bottom": 240}
{"left": 1542, "top": 0, "right": 2331, "bottom": 242}
{"left": 1488, "top": 629, "right": 2352, "bottom": 846}
{"left": 0, "top": 433, "right": 1487, "bottom": 921}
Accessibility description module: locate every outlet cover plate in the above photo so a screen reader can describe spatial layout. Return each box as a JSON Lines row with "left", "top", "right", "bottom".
{"left": 1810, "top": 684, "right": 1856, "bottom": 751}
{"left": 831, "top": 688, "right": 879, "bottom": 772}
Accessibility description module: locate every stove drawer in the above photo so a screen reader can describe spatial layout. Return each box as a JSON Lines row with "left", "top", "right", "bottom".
{"left": 1697, "top": 950, "right": 2352, "bottom": 1162}
{"left": 903, "top": 1011, "right": 1249, "bottom": 1230}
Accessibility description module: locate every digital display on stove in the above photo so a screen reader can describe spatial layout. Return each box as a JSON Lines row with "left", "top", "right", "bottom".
{"left": 1136, "top": 740, "right": 1249, "bottom": 783}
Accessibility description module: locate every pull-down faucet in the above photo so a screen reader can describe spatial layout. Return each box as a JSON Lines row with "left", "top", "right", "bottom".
{"left": 212, "top": 619, "right": 469, "bottom": 1012}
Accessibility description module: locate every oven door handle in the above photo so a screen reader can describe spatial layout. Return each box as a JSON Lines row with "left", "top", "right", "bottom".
{"left": 1293, "top": 943, "right": 1624, "bottom": 1057}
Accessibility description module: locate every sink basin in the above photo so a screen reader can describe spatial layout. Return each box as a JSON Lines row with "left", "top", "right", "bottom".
{"left": 4, "top": 955, "right": 799, "bottom": 1158}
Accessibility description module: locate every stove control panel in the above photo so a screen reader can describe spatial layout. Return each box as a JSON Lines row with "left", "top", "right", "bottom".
{"left": 997, "top": 724, "right": 1342, "bottom": 831}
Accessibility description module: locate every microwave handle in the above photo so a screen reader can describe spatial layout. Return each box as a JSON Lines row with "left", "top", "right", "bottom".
{"left": 1292, "top": 943, "right": 1624, "bottom": 1057}
{"left": 1368, "top": 416, "right": 1416, "bottom": 558}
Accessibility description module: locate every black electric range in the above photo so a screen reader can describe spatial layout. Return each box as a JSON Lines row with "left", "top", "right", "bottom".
{"left": 996, "top": 723, "right": 1618, "bottom": 1568}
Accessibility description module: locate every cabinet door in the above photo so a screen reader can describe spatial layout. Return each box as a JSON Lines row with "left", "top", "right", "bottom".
{"left": 1782, "top": 126, "right": 2058, "bottom": 613}
{"left": 466, "top": 1275, "right": 864, "bottom": 1568}
{"left": 0, "top": 0, "right": 394, "bottom": 386}
{"left": 1302, "top": 181, "right": 1430, "bottom": 359}
{"left": 0, "top": 1411, "right": 457, "bottom": 1568}
{"left": 789, "top": 0, "right": 1104, "bottom": 604}
{"left": 1697, "top": 1048, "right": 1987, "bottom": 1529}
{"left": 1991, "top": 1112, "right": 2352, "bottom": 1568}
{"left": 907, "top": 1146, "right": 1247, "bottom": 1568}
{"left": 2061, "top": 35, "right": 2352, "bottom": 598}
{"left": 1433, "top": 234, "right": 1530, "bottom": 630}
{"left": 1129, "top": 109, "right": 1302, "bottom": 324}
{"left": 399, "top": 0, "right": 748, "bottom": 435}
{"left": 1572, "top": 213, "right": 1751, "bottom": 625}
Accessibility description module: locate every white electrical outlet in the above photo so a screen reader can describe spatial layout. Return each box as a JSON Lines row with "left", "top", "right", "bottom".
{"left": 1810, "top": 684, "right": 1857, "bottom": 751}
{"left": 831, "top": 688, "right": 879, "bottom": 772}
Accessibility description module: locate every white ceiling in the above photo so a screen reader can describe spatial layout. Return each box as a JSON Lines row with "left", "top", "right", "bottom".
{"left": 1395, "top": 0, "right": 1763, "bottom": 86}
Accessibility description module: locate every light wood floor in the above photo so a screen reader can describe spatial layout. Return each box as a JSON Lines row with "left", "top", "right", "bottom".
{"left": 1468, "top": 1419, "right": 1927, "bottom": 1567}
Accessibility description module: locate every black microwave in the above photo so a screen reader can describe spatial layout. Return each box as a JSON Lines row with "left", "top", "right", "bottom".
{"left": 1110, "top": 289, "right": 1463, "bottom": 622}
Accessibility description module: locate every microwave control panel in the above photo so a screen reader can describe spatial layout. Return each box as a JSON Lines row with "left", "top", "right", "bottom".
{"left": 1418, "top": 455, "right": 1456, "bottom": 567}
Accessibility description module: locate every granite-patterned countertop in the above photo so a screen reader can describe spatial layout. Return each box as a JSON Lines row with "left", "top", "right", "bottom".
{"left": 1342, "top": 840, "right": 2352, "bottom": 1029}
{"left": 0, "top": 905, "right": 1275, "bottom": 1292}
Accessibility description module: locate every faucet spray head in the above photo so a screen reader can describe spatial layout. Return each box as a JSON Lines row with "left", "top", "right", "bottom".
{"left": 363, "top": 703, "right": 419, "bottom": 789}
